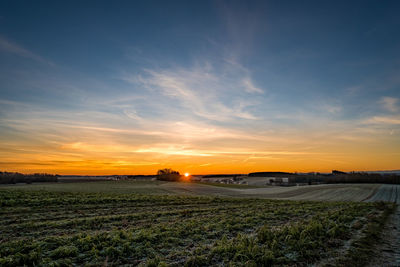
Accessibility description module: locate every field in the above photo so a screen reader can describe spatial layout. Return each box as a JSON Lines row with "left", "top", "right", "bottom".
{"left": 0, "top": 180, "right": 380, "bottom": 201}
{"left": 0, "top": 182, "right": 396, "bottom": 266}
{"left": 366, "top": 184, "right": 400, "bottom": 204}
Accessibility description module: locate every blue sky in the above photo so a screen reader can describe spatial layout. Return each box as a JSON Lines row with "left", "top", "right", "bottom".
{"left": 0, "top": 0, "right": 399, "bottom": 174}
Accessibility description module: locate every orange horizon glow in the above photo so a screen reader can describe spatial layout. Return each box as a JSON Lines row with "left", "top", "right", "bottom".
{"left": 1, "top": 151, "right": 399, "bottom": 176}
{"left": 1, "top": 116, "right": 399, "bottom": 175}
{"left": 1, "top": 2, "right": 399, "bottom": 179}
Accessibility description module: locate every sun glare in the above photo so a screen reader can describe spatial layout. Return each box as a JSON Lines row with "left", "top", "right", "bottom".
{"left": 184, "top": 173, "right": 189, "bottom": 177}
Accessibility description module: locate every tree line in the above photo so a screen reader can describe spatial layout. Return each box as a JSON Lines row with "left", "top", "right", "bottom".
{"left": 325, "top": 172, "right": 400, "bottom": 184}
{"left": 156, "top": 168, "right": 181, "bottom": 181}
{"left": 0, "top": 171, "right": 58, "bottom": 184}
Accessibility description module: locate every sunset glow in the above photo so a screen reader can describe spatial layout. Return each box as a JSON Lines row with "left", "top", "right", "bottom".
{"left": 0, "top": 1, "right": 399, "bottom": 175}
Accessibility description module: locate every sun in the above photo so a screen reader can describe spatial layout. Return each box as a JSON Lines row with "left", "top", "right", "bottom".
{"left": 184, "top": 173, "right": 189, "bottom": 177}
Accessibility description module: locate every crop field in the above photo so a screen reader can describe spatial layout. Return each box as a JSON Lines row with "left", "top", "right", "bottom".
{"left": 0, "top": 189, "right": 394, "bottom": 266}
{"left": 0, "top": 180, "right": 380, "bottom": 202}
{"left": 366, "top": 184, "right": 400, "bottom": 204}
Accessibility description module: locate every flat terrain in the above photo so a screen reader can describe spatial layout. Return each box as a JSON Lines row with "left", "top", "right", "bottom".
{"left": 0, "top": 189, "right": 393, "bottom": 266}
{"left": 0, "top": 180, "right": 380, "bottom": 202}
{"left": 0, "top": 181, "right": 398, "bottom": 266}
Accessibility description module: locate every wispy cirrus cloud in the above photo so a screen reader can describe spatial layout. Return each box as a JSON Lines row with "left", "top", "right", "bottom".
{"left": 242, "top": 77, "right": 264, "bottom": 94}
{"left": 122, "top": 62, "right": 263, "bottom": 122}
{"left": 380, "top": 96, "right": 398, "bottom": 113}
{"left": 0, "top": 35, "right": 53, "bottom": 66}
{"left": 123, "top": 109, "right": 142, "bottom": 121}
{"left": 363, "top": 116, "right": 400, "bottom": 125}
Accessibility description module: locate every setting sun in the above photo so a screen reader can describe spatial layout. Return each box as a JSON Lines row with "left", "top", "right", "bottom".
{"left": 0, "top": 1, "right": 399, "bottom": 265}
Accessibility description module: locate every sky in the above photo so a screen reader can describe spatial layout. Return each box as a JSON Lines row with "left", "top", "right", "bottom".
{"left": 0, "top": 0, "right": 399, "bottom": 175}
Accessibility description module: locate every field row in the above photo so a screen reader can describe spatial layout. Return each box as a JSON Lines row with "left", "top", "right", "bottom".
{"left": 0, "top": 189, "right": 394, "bottom": 266}
{"left": 0, "top": 180, "right": 381, "bottom": 202}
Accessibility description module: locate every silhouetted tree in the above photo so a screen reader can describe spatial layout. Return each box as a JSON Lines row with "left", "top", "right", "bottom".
{"left": 156, "top": 168, "right": 181, "bottom": 181}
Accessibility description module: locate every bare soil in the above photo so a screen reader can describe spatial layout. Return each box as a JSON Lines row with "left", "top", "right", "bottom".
{"left": 366, "top": 184, "right": 400, "bottom": 267}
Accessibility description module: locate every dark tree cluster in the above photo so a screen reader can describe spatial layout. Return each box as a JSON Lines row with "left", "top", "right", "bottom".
{"left": 156, "top": 168, "right": 181, "bottom": 181}
{"left": 0, "top": 171, "right": 58, "bottom": 184}
{"left": 326, "top": 172, "right": 400, "bottom": 184}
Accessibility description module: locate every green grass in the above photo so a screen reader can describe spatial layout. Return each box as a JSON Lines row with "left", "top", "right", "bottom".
{"left": 0, "top": 189, "right": 393, "bottom": 266}
{"left": 334, "top": 201, "right": 396, "bottom": 266}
